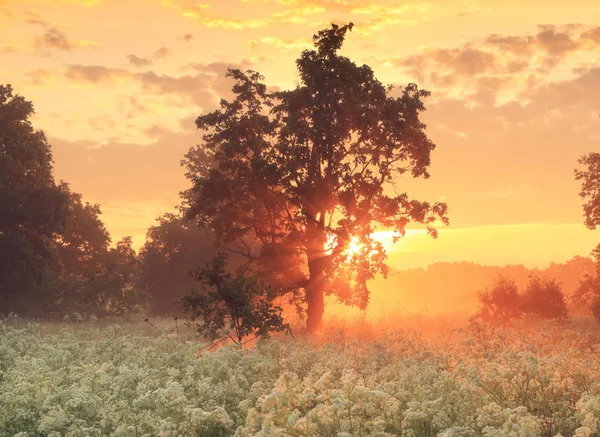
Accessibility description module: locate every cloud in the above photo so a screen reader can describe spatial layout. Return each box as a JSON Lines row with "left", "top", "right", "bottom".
{"left": 153, "top": 46, "right": 171, "bottom": 59}
{"left": 485, "top": 25, "right": 591, "bottom": 63}
{"left": 581, "top": 26, "right": 600, "bottom": 44}
{"left": 64, "top": 61, "right": 251, "bottom": 107}
{"left": 66, "top": 65, "right": 130, "bottom": 83}
{"left": 390, "top": 24, "right": 600, "bottom": 103}
{"left": 535, "top": 25, "right": 581, "bottom": 56}
{"left": 127, "top": 47, "right": 173, "bottom": 68}
{"left": 403, "top": 47, "right": 497, "bottom": 78}
{"left": 127, "top": 54, "right": 153, "bottom": 67}
{"left": 35, "top": 27, "right": 74, "bottom": 50}
{"left": 180, "top": 33, "right": 193, "bottom": 41}
{"left": 28, "top": 13, "right": 102, "bottom": 51}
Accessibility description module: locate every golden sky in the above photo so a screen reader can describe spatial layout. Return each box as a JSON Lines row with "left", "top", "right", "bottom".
{"left": 2, "top": 0, "right": 599, "bottom": 268}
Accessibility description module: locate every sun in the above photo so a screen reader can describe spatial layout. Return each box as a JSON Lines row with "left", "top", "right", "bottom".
{"left": 344, "top": 236, "right": 364, "bottom": 257}
{"left": 325, "top": 232, "right": 395, "bottom": 259}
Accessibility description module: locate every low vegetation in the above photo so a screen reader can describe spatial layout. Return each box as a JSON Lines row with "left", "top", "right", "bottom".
{"left": 2, "top": 315, "right": 600, "bottom": 437}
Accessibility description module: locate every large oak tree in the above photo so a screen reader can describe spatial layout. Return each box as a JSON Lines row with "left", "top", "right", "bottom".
{"left": 182, "top": 24, "right": 448, "bottom": 331}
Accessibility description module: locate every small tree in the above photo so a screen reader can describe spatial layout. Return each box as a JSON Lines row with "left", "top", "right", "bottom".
{"left": 477, "top": 275, "right": 522, "bottom": 325}
{"left": 180, "top": 254, "right": 290, "bottom": 348}
{"left": 521, "top": 275, "right": 568, "bottom": 320}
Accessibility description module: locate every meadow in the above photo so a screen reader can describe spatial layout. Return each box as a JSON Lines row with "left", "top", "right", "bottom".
{"left": 2, "top": 313, "right": 600, "bottom": 437}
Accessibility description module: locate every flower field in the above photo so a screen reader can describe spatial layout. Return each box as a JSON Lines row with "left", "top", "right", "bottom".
{"left": 2, "top": 315, "right": 600, "bottom": 437}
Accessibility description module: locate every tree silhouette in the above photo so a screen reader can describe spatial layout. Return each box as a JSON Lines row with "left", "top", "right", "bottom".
{"left": 51, "top": 187, "right": 146, "bottom": 316}
{"left": 521, "top": 275, "right": 568, "bottom": 320}
{"left": 477, "top": 274, "right": 569, "bottom": 324}
{"left": 575, "top": 152, "right": 600, "bottom": 322}
{"left": 55, "top": 182, "right": 111, "bottom": 280}
{"left": 137, "top": 213, "right": 224, "bottom": 315}
{"left": 477, "top": 275, "right": 522, "bottom": 325}
{"left": 180, "top": 253, "right": 289, "bottom": 348}
{"left": 182, "top": 23, "right": 448, "bottom": 331}
{"left": 575, "top": 152, "right": 600, "bottom": 259}
{"left": 0, "top": 84, "right": 69, "bottom": 313}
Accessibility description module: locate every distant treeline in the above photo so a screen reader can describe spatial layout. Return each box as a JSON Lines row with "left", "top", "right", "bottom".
{"left": 365, "top": 257, "right": 598, "bottom": 316}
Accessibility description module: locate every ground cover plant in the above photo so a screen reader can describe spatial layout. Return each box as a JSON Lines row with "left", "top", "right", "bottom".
{"left": 2, "top": 314, "right": 600, "bottom": 437}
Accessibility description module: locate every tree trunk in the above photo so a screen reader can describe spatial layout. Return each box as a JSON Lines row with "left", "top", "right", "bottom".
{"left": 305, "top": 229, "right": 330, "bottom": 333}
{"left": 306, "top": 278, "right": 325, "bottom": 333}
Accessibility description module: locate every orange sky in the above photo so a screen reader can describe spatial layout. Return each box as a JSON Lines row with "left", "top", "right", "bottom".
{"left": 2, "top": 0, "right": 599, "bottom": 269}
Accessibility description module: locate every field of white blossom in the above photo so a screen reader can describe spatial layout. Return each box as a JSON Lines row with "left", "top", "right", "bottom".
{"left": 2, "top": 314, "right": 600, "bottom": 437}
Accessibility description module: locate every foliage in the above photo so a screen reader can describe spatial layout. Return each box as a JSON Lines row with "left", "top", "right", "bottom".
{"left": 0, "top": 85, "right": 147, "bottom": 317}
{"left": 0, "top": 84, "right": 70, "bottom": 314}
{"left": 521, "top": 275, "right": 569, "bottom": 320}
{"left": 180, "top": 254, "right": 290, "bottom": 347}
{"left": 574, "top": 152, "right": 600, "bottom": 323}
{"left": 575, "top": 152, "right": 600, "bottom": 259}
{"left": 3, "top": 316, "right": 600, "bottom": 436}
{"left": 55, "top": 182, "right": 111, "bottom": 279}
{"left": 50, "top": 185, "right": 148, "bottom": 317}
{"left": 137, "top": 213, "right": 228, "bottom": 316}
{"left": 477, "top": 276, "right": 522, "bottom": 325}
{"left": 477, "top": 274, "right": 569, "bottom": 323}
{"left": 182, "top": 23, "right": 448, "bottom": 331}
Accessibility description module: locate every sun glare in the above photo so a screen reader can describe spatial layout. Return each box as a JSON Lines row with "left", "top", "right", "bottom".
{"left": 324, "top": 231, "right": 398, "bottom": 258}
{"left": 344, "top": 236, "right": 364, "bottom": 257}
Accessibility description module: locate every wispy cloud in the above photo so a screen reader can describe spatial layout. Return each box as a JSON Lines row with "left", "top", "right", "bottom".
{"left": 127, "top": 54, "right": 153, "bottom": 67}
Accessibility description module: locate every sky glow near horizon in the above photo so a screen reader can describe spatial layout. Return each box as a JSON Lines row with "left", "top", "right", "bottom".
{"left": 2, "top": 0, "right": 599, "bottom": 269}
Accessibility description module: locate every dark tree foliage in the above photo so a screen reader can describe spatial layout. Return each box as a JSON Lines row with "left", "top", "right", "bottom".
{"left": 477, "top": 274, "right": 569, "bottom": 323}
{"left": 477, "top": 275, "right": 522, "bottom": 325}
{"left": 51, "top": 188, "right": 148, "bottom": 317}
{"left": 51, "top": 184, "right": 146, "bottom": 317}
{"left": 182, "top": 23, "right": 448, "bottom": 331}
{"left": 574, "top": 152, "right": 600, "bottom": 323}
{"left": 180, "top": 254, "right": 290, "bottom": 348}
{"left": 571, "top": 265, "right": 600, "bottom": 314}
{"left": 55, "top": 182, "right": 111, "bottom": 279}
{"left": 575, "top": 152, "right": 600, "bottom": 259}
{"left": 0, "top": 84, "right": 69, "bottom": 314}
{"left": 54, "top": 235, "right": 147, "bottom": 317}
{"left": 521, "top": 275, "right": 569, "bottom": 320}
{"left": 137, "top": 213, "right": 226, "bottom": 316}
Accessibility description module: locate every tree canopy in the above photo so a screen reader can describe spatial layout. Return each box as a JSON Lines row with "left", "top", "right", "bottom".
{"left": 575, "top": 152, "right": 600, "bottom": 259}
{"left": 182, "top": 23, "right": 448, "bottom": 331}
{"left": 575, "top": 151, "right": 600, "bottom": 323}
{"left": 0, "top": 84, "right": 147, "bottom": 317}
{"left": 137, "top": 213, "right": 224, "bottom": 315}
{"left": 0, "top": 84, "right": 69, "bottom": 313}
